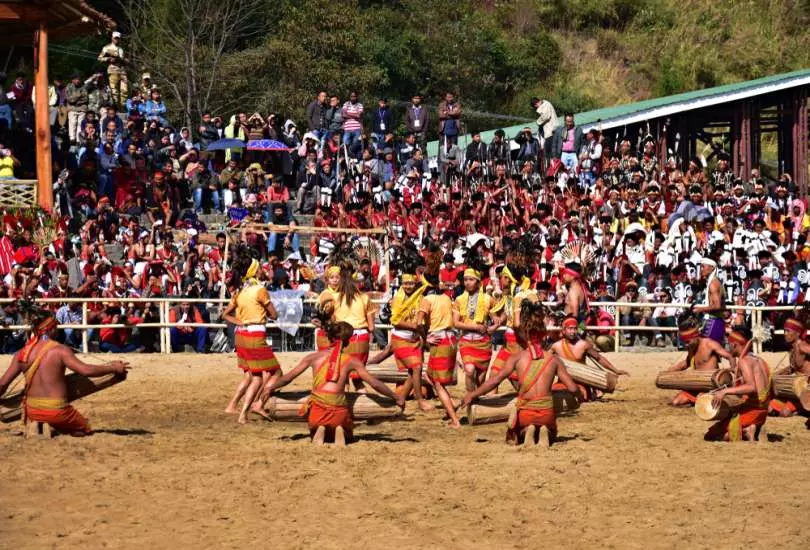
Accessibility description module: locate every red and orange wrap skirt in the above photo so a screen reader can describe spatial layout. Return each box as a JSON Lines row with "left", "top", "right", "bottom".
{"left": 344, "top": 329, "right": 371, "bottom": 379}
{"left": 490, "top": 328, "right": 521, "bottom": 382}
{"left": 459, "top": 334, "right": 492, "bottom": 372}
{"left": 705, "top": 403, "right": 768, "bottom": 441}
{"left": 390, "top": 330, "right": 423, "bottom": 372}
{"left": 301, "top": 392, "right": 353, "bottom": 438}
{"left": 506, "top": 400, "right": 557, "bottom": 445}
{"left": 236, "top": 325, "right": 280, "bottom": 374}
{"left": 426, "top": 330, "right": 457, "bottom": 385}
{"left": 315, "top": 328, "right": 331, "bottom": 351}
{"left": 25, "top": 397, "right": 92, "bottom": 436}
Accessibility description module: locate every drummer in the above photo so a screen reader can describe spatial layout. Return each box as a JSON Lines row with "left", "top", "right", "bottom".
{"left": 768, "top": 317, "right": 810, "bottom": 425}
{"left": 705, "top": 328, "right": 771, "bottom": 442}
{"left": 664, "top": 321, "right": 736, "bottom": 406}
{"left": 550, "top": 315, "right": 628, "bottom": 401}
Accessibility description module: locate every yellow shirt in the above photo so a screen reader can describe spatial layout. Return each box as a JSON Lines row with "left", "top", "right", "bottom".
{"left": 391, "top": 290, "right": 419, "bottom": 326}
{"left": 233, "top": 284, "right": 271, "bottom": 325}
{"left": 0, "top": 156, "right": 14, "bottom": 178}
{"left": 453, "top": 292, "right": 494, "bottom": 324}
{"left": 421, "top": 294, "right": 454, "bottom": 333}
{"left": 318, "top": 287, "right": 340, "bottom": 306}
{"left": 333, "top": 292, "right": 371, "bottom": 329}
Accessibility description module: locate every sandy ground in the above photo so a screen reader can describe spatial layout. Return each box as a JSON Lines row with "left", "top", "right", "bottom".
{"left": 1, "top": 350, "right": 809, "bottom": 549}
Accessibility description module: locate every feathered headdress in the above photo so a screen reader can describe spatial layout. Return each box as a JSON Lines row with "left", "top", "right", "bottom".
{"left": 560, "top": 239, "right": 598, "bottom": 279}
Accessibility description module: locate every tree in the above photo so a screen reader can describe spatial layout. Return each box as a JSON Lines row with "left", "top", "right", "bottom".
{"left": 117, "top": 0, "right": 268, "bottom": 128}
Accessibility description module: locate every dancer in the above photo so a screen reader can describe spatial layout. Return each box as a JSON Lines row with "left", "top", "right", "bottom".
{"left": 489, "top": 240, "right": 537, "bottom": 391}
{"left": 705, "top": 328, "right": 771, "bottom": 442}
{"left": 264, "top": 318, "right": 404, "bottom": 446}
{"left": 0, "top": 304, "right": 129, "bottom": 436}
{"left": 692, "top": 257, "right": 726, "bottom": 344}
{"left": 313, "top": 265, "right": 341, "bottom": 351}
{"left": 368, "top": 248, "right": 433, "bottom": 411}
{"left": 223, "top": 249, "right": 281, "bottom": 424}
{"left": 453, "top": 250, "right": 500, "bottom": 390}
{"left": 417, "top": 244, "right": 461, "bottom": 427}
{"left": 462, "top": 300, "right": 578, "bottom": 447}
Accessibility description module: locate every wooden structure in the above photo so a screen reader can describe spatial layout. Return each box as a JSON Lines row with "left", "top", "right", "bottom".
{"left": 655, "top": 369, "right": 734, "bottom": 392}
{"left": 0, "top": 1, "right": 115, "bottom": 210}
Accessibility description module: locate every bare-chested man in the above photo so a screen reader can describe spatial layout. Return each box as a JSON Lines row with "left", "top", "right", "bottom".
{"left": 692, "top": 258, "right": 726, "bottom": 344}
{"left": 551, "top": 315, "right": 628, "bottom": 400}
{"left": 665, "top": 322, "right": 736, "bottom": 406}
{"left": 769, "top": 317, "right": 810, "bottom": 425}
{"left": 263, "top": 321, "right": 404, "bottom": 446}
{"left": 705, "top": 329, "right": 771, "bottom": 442}
{"left": 461, "top": 300, "right": 579, "bottom": 447}
{"left": 561, "top": 262, "right": 587, "bottom": 324}
{"left": 0, "top": 310, "right": 129, "bottom": 436}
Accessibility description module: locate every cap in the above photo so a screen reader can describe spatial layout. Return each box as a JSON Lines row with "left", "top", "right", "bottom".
{"left": 112, "top": 31, "right": 122, "bottom": 38}
{"left": 142, "top": 73, "right": 151, "bottom": 80}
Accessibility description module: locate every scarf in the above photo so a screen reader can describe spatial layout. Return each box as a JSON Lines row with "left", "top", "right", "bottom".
{"left": 502, "top": 265, "right": 531, "bottom": 297}
{"left": 245, "top": 258, "right": 260, "bottom": 286}
{"left": 390, "top": 275, "right": 430, "bottom": 325}
{"left": 19, "top": 316, "right": 57, "bottom": 363}
{"left": 457, "top": 290, "right": 487, "bottom": 324}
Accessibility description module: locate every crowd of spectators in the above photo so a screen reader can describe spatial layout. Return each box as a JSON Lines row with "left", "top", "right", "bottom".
{"left": 0, "top": 34, "right": 805, "bottom": 354}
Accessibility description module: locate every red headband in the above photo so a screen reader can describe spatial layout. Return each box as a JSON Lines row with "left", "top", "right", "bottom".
{"left": 785, "top": 318, "right": 804, "bottom": 335}
{"left": 679, "top": 327, "right": 699, "bottom": 343}
{"left": 562, "top": 267, "right": 581, "bottom": 279}
{"left": 728, "top": 331, "right": 748, "bottom": 347}
{"left": 562, "top": 318, "right": 578, "bottom": 329}
{"left": 36, "top": 316, "right": 57, "bottom": 336}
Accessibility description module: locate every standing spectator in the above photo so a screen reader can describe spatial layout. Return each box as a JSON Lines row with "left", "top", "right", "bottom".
{"left": 438, "top": 92, "right": 462, "bottom": 146}
{"left": 532, "top": 95, "right": 558, "bottom": 162}
{"left": 371, "top": 97, "right": 394, "bottom": 148}
{"left": 551, "top": 113, "right": 583, "bottom": 172}
{"left": 306, "top": 90, "right": 327, "bottom": 138}
{"left": 97, "top": 30, "right": 129, "bottom": 107}
{"left": 341, "top": 91, "right": 364, "bottom": 148}
{"left": 9, "top": 72, "right": 33, "bottom": 130}
{"left": 198, "top": 112, "right": 219, "bottom": 149}
{"left": 169, "top": 301, "right": 207, "bottom": 353}
{"left": 66, "top": 72, "right": 89, "bottom": 144}
{"left": 404, "top": 93, "right": 429, "bottom": 151}
{"left": 515, "top": 127, "right": 540, "bottom": 168}
{"left": 145, "top": 89, "right": 168, "bottom": 126}
{"left": 0, "top": 145, "right": 21, "bottom": 179}
{"left": 324, "top": 95, "right": 343, "bottom": 142}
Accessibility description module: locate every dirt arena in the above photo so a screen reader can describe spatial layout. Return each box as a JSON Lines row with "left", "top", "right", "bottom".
{"left": 2, "top": 351, "right": 809, "bottom": 549}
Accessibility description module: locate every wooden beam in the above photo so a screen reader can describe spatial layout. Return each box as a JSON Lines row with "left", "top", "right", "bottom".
{"left": 34, "top": 22, "right": 53, "bottom": 211}
{"left": 0, "top": 4, "right": 48, "bottom": 21}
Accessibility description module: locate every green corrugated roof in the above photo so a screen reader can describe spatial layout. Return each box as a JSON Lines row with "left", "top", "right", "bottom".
{"left": 427, "top": 68, "right": 810, "bottom": 157}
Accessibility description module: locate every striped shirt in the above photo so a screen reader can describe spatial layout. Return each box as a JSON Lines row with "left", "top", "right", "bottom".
{"left": 341, "top": 101, "right": 364, "bottom": 131}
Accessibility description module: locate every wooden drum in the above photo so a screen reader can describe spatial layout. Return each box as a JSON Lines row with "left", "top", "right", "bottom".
{"left": 559, "top": 358, "right": 618, "bottom": 393}
{"left": 466, "top": 390, "right": 580, "bottom": 425}
{"left": 773, "top": 374, "right": 809, "bottom": 400}
{"left": 695, "top": 393, "right": 746, "bottom": 421}
{"left": 265, "top": 391, "right": 403, "bottom": 422}
{"left": 365, "top": 363, "right": 409, "bottom": 384}
{"left": 655, "top": 369, "right": 733, "bottom": 392}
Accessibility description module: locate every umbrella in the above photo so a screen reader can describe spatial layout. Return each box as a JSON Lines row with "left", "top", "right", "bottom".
{"left": 247, "top": 139, "right": 290, "bottom": 151}
{"left": 205, "top": 138, "right": 245, "bottom": 151}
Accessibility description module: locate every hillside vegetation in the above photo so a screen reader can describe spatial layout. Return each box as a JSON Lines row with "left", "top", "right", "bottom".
{"left": 48, "top": 0, "right": 810, "bottom": 132}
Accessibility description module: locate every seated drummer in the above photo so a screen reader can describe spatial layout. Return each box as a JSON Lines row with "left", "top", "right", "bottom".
{"left": 769, "top": 317, "right": 810, "bottom": 425}
{"left": 664, "top": 319, "right": 736, "bottom": 407}
{"left": 263, "top": 319, "right": 404, "bottom": 446}
{"left": 0, "top": 304, "right": 129, "bottom": 436}
{"left": 705, "top": 327, "right": 771, "bottom": 442}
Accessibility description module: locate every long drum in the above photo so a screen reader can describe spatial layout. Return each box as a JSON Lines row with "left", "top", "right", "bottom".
{"left": 695, "top": 393, "right": 746, "bottom": 421}
{"left": 364, "top": 363, "right": 430, "bottom": 385}
{"left": 773, "top": 374, "right": 809, "bottom": 400}
{"left": 467, "top": 391, "right": 580, "bottom": 425}
{"left": 655, "top": 369, "right": 733, "bottom": 392}
{"left": 265, "top": 391, "right": 402, "bottom": 422}
{"left": 0, "top": 372, "right": 126, "bottom": 424}
{"left": 560, "top": 358, "right": 618, "bottom": 393}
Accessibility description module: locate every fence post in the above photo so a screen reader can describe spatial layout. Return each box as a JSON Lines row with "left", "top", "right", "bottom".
{"left": 160, "top": 301, "right": 169, "bottom": 354}
{"left": 81, "top": 302, "right": 89, "bottom": 354}
{"left": 754, "top": 308, "right": 763, "bottom": 354}
{"left": 614, "top": 311, "right": 620, "bottom": 353}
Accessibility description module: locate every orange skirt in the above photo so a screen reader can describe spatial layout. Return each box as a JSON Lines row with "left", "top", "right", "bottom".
{"left": 315, "top": 328, "right": 331, "bottom": 351}
{"left": 768, "top": 398, "right": 800, "bottom": 416}
{"left": 490, "top": 331, "right": 521, "bottom": 382}
{"left": 307, "top": 400, "right": 353, "bottom": 435}
{"left": 391, "top": 334, "right": 423, "bottom": 371}
{"left": 459, "top": 337, "right": 492, "bottom": 372}
{"left": 25, "top": 404, "right": 92, "bottom": 435}
{"left": 236, "top": 328, "right": 281, "bottom": 374}
{"left": 345, "top": 331, "right": 371, "bottom": 380}
{"left": 427, "top": 334, "right": 457, "bottom": 385}
{"left": 506, "top": 407, "right": 557, "bottom": 445}
{"left": 705, "top": 405, "right": 768, "bottom": 441}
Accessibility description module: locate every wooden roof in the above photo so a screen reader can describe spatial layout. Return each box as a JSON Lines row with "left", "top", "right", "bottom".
{"left": 0, "top": 0, "right": 115, "bottom": 44}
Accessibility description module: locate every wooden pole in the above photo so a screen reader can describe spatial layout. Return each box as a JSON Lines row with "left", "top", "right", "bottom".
{"left": 383, "top": 231, "right": 390, "bottom": 292}
{"left": 34, "top": 22, "right": 53, "bottom": 211}
{"left": 81, "top": 302, "right": 89, "bottom": 354}
{"left": 218, "top": 231, "right": 230, "bottom": 314}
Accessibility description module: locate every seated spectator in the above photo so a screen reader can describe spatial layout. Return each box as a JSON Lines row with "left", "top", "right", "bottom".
{"left": 99, "top": 307, "right": 143, "bottom": 353}
{"left": 56, "top": 302, "right": 86, "bottom": 350}
{"left": 169, "top": 301, "right": 207, "bottom": 353}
